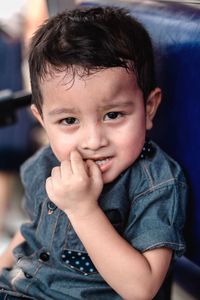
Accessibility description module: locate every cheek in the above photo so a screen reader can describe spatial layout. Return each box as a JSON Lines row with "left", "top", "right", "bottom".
{"left": 47, "top": 132, "right": 76, "bottom": 162}
{"left": 117, "top": 129, "right": 145, "bottom": 162}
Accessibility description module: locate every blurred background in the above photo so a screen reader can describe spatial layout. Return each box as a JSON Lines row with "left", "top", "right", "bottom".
{"left": 0, "top": 0, "right": 83, "bottom": 250}
{"left": 0, "top": 0, "right": 49, "bottom": 252}
{"left": 0, "top": 1, "right": 199, "bottom": 300}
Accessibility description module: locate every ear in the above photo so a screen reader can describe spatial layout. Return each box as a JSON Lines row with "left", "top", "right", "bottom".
{"left": 31, "top": 104, "right": 45, "bottom": 128}
{"left": 146, "top": 88, "right": 162, "bottom": 130}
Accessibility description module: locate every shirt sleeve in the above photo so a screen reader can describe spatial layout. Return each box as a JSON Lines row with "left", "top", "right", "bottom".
{"left": 21, "top": 193, "right": 36, "bottom": 221}
{"left": 124, "top": 181, "right": 188, "bottom": 257}
{"left": 19, "top": 147, "right": 46, "bottom": 221}
{"left": 20, "top": 161, "right": 37, "bottom": 221}
{"left": 19, "top": 146, "right": 58, "bottom": 222}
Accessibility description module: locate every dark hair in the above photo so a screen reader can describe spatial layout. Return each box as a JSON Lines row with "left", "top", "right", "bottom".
{"left": 29, "top": 6, "right": 156, "bottom": 115}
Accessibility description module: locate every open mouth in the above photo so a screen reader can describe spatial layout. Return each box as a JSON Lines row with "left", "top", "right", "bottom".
{"left": 94, "top": 157, "right": 112, "bottom": 166}
{"left": 84, "top": 156, "right": 113, "bottom": 169}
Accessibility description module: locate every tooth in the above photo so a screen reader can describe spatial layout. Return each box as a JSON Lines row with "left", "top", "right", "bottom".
{"left": 95, "top": 158, "right": 110, "bottom": 165}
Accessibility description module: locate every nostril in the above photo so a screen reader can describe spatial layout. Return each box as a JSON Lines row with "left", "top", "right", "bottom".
{"left": 80, "top": 135, "right": 108, "bottom": 151}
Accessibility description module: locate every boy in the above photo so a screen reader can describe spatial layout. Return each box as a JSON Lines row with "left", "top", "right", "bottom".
{"left": 0, "top": 6, "right": 187, "bottom": 300}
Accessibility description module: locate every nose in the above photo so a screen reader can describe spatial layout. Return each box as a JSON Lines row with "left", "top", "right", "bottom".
{"left": 79, "top": 124, "right": 108, "bottom": 151}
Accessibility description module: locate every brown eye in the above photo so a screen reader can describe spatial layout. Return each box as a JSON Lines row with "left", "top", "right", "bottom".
{"left": 108, "top": 112, "right": 118, "bottom": 119}
{"left": 104, "top": 112, "right": 122, "bottom": 120}
{"left": 63, "top": 117, "right": 78, "bottom": 125}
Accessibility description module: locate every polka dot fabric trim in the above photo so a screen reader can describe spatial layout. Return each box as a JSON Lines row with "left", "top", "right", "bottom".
{"left": 140, "top": 139, "right": 156, "bottom": 159}
{"left": 61, "top": 250, "right": 97, "bottom": 275}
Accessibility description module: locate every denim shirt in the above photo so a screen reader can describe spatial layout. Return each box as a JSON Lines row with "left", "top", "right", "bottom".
{"left": 0, "top": 141, "right": 188, "bottom": 300}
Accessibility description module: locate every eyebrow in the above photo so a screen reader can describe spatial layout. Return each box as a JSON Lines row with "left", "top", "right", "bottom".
{"left": 48, "top": 107, "right": 80, "bottom": 117}
{"left": 48, "top": 100, "right": 134, "bottom": 117}
{"left": 98, "top": 100, "right": 134, "bottom": 110}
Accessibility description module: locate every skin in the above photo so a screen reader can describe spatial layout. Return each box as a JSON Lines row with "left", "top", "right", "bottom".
{"left": 1, "top": 67, "right": 172, "bottom": 300}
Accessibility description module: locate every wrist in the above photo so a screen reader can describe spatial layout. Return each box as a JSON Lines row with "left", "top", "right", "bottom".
{"left": 65, "top": 202, "right": 101, "bottom": 222}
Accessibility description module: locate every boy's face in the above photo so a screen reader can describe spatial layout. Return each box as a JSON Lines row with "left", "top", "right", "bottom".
{"left": 32, "top": 67, "right": 161, "bottom": 184}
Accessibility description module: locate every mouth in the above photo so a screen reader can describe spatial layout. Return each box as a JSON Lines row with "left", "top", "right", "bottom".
{"left": 94, "top": 157, "right": 112, "bottom": 166}
{"left": 84, "top": 156, "right": 113, "bottom": 172}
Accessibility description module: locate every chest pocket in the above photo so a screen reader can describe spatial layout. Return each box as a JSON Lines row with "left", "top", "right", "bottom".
{"left": 61, "top": 249, "right": 97, "bottom": 276}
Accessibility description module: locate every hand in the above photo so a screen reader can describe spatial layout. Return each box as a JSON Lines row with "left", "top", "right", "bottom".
{"left": 46, "top": 150, "right": 103, "bottom": 217}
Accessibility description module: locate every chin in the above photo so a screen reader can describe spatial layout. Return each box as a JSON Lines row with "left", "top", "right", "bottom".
{"left": 102, "top": 171, "right": 121, "bottom": 184}
{"left": 102, "top": 162, "right": 135, "bottom": 184}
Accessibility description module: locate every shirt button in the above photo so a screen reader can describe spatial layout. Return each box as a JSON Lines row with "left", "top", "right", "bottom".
{"left": 24, "top": 272, "right": 33, "bottom": 279}
{"left": 47, "top": 201, "right": 57, "bottom": 210}
{"left": 39, "top": 252, "right": 50, "bottom": 262}
{"left": 47, "top": 201, "right": 57, "bottom": 215}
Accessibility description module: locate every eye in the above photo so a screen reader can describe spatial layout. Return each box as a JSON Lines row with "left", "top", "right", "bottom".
{"left": 62, "top": 117, "right": 79, "bottom": 125}
{"left": 104, "top": 112, "right": 122, "bottom": 121}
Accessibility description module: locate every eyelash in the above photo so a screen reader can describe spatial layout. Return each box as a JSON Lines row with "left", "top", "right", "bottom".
{"left": 59, "top": 111, "right": 124, "bottom": 126}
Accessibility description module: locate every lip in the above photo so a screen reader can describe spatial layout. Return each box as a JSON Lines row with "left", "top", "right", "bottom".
{"left": 95, "top": 157, "right": 113, "bottom": 173}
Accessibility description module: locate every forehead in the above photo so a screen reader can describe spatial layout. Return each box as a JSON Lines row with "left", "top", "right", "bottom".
{"left": 40, "top": 66, "right": 141, "bottom": 105}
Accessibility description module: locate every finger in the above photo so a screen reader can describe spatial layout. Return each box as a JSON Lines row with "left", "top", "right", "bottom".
{"left": 45, "top": 176, "right": 53, "bottom": 199}
{"left": 70, "top": 150, "right": 87, "bottom": 175}
{"left": 60, "top": 158, "right": 73, "bottom": 179}
{"left": 86, "top": 160, "right": 103, "bottom": 185}
{"left": 86, "top": 160, "right": 103, "bottom": 195}
{"left": 51, "top": 166, "right": 62, "bottom": 180}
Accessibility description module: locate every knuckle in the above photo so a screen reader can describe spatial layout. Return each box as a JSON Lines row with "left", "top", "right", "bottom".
{"left": 52, "top": 166, "right": 60, "bottom": 176}
{"left": 76, "top": 175, "right": 86, "bottom": 184}
{"left": 46, "top": 177, "right": 51, "bottom": 188}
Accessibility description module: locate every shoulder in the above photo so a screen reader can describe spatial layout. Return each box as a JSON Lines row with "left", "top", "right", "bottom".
{"left": 127, "top": 140, "right": 187, "bottom": 198}
{"left": 141, "top": 140, "right": 187, "bottom": 186}
{"left": 124, "top": 142, "right": 188, "bottom": 256}
{"left": 20, "top": 145, "right": 59, "bottom": 193}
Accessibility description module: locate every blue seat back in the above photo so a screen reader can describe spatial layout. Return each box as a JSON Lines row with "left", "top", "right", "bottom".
{"left": 81, "top": 0, "right": 200, "bottom": 267}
